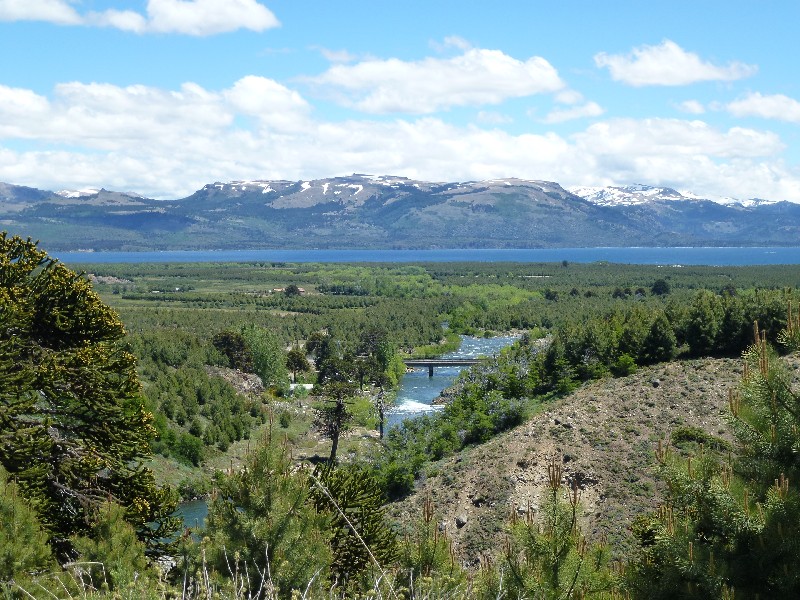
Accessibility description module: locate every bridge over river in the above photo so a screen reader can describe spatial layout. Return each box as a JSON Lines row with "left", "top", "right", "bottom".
{"left": 403, "top": 358, "right": 482, "bottom": 376}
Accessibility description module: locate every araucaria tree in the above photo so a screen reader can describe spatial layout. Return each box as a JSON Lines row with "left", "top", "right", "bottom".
{"left": 315, "top": 356, "right": 358, "bottom": 463}
{"left": 0, "top": 234, "right": 178, "bottom": 554}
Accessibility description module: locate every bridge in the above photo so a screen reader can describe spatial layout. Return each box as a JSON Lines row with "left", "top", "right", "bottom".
{"left": 403, "top": 358, "right": 482, "bottom": 377}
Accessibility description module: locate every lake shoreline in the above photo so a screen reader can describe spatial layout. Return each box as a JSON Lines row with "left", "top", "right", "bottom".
{"left": 58, "top": 246, "right": 800, "bottom": 266}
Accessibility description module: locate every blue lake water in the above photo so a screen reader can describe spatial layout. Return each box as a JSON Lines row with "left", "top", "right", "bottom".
{"left": 59, "top": 247, "right": 800, "bottom": 266}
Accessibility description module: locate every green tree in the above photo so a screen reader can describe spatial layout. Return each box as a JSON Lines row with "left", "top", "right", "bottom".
{"left": 310, "top": 463, "right": 397, "bottom": 588}
{"left": 0, "top": 234, "right": 178, "bottom": 555}
{"left": 683, "top": 290, "right": 725, "bottom": 356}
{"left": 640, "top": 311, "right": 677, "bottom": 365}
{"left": 493, "top": 458, "right": 617, "bottom": 599}
{"left": 286, "top": 346, "right": 311, "bottom": 383}
{"left": 315, "top": 374, "right": 357, "bottom": 463}
{"left": 651, "top": 278, "right": 671, "bottom": 295}
{"left": 0, "top": 466, "right": 54, "bottom": 584}
{"left": 70, "top": 502, "right": 153, "bottom": 592}
{"left": 211, "top": 329, "right": 253, "bottom": 372}
{"left": 629, "top": 319, "right": 800, "bottom": 598}
{"left": 284, "top": 283, "right": 301, "bottom": 297}
{"left": 205, "top": 430, "right": 332, "bottom": 597}
{"left": 241, "top": 324, "right": 289, "bottom": 392}
{"left": 397, "top": 496, "right": 465, "bottom": 597}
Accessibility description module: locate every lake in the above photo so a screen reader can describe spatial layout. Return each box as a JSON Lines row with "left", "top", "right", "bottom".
{"left": 58, "top": 247, "right": 800, "bottom": 265}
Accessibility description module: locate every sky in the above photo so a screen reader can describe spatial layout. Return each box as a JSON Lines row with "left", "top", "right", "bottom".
{"left": 1, "top": 1, "right": 799, "bottom": 202}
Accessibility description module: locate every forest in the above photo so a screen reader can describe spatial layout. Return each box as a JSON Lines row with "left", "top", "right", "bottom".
{"left": 3, "top": 232, "right": 800, "bottom": 599}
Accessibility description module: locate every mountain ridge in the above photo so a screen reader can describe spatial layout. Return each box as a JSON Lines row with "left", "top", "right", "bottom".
{"left": 1, "top": 175, "right": 799, "bottom": 251}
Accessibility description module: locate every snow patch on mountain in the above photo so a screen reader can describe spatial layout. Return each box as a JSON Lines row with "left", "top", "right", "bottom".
{"left": 56, "top": 188, "right": 100, "bottom": 198}
{"left": 568, "top": 184, "right": 778, "bottom": 208}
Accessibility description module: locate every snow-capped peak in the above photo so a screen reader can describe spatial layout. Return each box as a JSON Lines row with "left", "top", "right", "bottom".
{"left": 569, "top": 183, "right": 781, "bottom": 208}
{"left": 56, "top": 188, "right": 100, "bottom": 198}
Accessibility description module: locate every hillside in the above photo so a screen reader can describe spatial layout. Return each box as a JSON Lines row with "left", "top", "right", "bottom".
{"left": 389, "top": 355, "right": 782, "bottom": 563}
{"left": 2, "top": 176, "right": 800, "bottom": 250}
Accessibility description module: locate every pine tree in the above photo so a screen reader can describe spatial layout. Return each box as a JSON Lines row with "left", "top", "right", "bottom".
{"left": 630, "top": 316, "right": 800, "bottom": 598}
{"left": 286, "top": 346, "right": 311, "bottom": 383}
{"left": 314, "top": 356, "right": 358, "bottom": 463}
{"left": 493, "top": 457, "right": 617, "bottom": 599}
{"left": 0, "top": 234, "right": 178, "bottom": 555}
{"left": 205, "top": 428, "right": 332, "bottom": 597}
{"left": 69, "top": 501, "right": 153, "bottom": 591}
{"left": 0, "top": 466, "right": 54, "bottom": 583}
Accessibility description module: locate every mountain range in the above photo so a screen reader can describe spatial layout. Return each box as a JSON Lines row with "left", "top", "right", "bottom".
{"left": 1, "top": 175, "right": 799, "bottom": 251}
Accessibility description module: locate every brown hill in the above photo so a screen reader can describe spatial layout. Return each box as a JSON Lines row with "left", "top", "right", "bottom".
{"left": 389, "top": 356, "right": 760, "bottom": 564}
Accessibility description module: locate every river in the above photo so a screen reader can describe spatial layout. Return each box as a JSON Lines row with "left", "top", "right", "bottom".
{"left": 175, "top": 334, "right": 518, "bottom": 527}
{"left": 386, "top": 334, "right": 518, "bottom": 430}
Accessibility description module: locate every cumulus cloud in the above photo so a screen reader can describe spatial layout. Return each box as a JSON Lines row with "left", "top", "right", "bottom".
{"left": 307, "top": 48, "right": 564, "bottom": 114}
{"left": 543, "top": 102, "right": 604, "bottom": 123}
{"left": 223, "top": 76, "right": 311, "bottom": 130}
{"left": 594, "top": 40, "right": 757, "bottom": 86}
{"left": 0, "top": 0, "right": 81, "bottom": 24}
{"left": 726, "top": 92, "right": 800, "bottom": 123}
{"left": 574, "top": 118, "right": 782, "bottom": 159}
{"left": 677, "top": 100, "right": 706, "bottom": 115}
{"left": 0, "top": 0, "right": 279, "bottom": 35}
{"left": 1, "top": 79, "right": 799, "bottom": 202}
{"left": 144, "top": 0, "right": 279, "bottom": 36}
{"left": 568, "top": 117, "right": 795, "bottom": 200}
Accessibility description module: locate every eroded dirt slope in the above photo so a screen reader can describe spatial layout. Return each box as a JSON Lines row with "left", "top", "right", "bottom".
{"left": 390, "top": 357, "right": 748, "bottom": 563}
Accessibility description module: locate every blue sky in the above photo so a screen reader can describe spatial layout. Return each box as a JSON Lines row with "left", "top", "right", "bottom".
{"left": 1, "top": 0, "right": 799, "bottom": 201}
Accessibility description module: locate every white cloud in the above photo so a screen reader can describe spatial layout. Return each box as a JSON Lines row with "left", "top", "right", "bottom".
{"left": 594, "top": 40, "right": 757, "bottom": 86}
{"left": 223, "top": 76, "right": 311, "bottom": 130}
{"left": 86, "top": 9, "right": 147, "bottom": 33}
{"left": 544, "top": 102, "right": 604, "bottom": 123}
{"left": 677, "top": 100, "right": 706, "bottom": 115}
{"left": 145, "top": 0, "right": 279, "bottom": 36}
{"left": 568, "top": 118, "right": 794, "bottom": 199}
{"left": 0, "top": 0, "right": 81, "bottom": 24}
{"left": 574, "top": 118, "right": 782, "bottom": 160}
{"left": 0, "top": 0, "right": 279, "bottom": 35}
{"left": 317, "top": 47, "right": 358, "bottom": 63}
{"left": 476, "top": 111, "right": 513, "bottom": 125}
{"left": 437, "top": 36, "right": 472, "bottom": 51}
{"left": 554, "top": 90, "right": 585, "bottom": 105}
{"left": 307, "top": 48, "right": 564, "bottom": 114}
{"left": 1, "top": 79, "right": 799, "bottom": 203}
{"left": 726, "top": 92, "right": 800, "bottom": 123}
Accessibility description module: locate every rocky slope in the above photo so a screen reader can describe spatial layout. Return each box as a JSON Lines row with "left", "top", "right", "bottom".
{"left": 388, "top": 356, "right": 786, "bottom": 563}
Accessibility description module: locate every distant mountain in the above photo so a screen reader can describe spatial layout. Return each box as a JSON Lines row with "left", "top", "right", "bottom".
{"left": 1, "top": 175, "right": 799, "bottom": 251}
{"left": 567, "top": 183, "right": 776, "bottom": 208}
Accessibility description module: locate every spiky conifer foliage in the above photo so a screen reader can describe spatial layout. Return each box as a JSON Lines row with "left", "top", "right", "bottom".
{"left": 205, "top": 428, "right": 332, "bottom": 598}
{"left": 396, "top": 495, "right": 466, "bottom": 598}
{"left": 0, "top": 234, "right": 178, "bottom": 555}
{"left": 487, "top": 457, "right": 617, "bottom": 599}
{"left": 0, "top": 466, "right": 54, "bottom": 583}
{"left": 629, "top": 317, "right": 800, "bottom": 598}
{"left": 310, "top": 462, "right": 398, "bottom": 587}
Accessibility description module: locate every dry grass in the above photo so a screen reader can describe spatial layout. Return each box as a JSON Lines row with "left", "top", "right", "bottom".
{"left": 389, "top": 356, "right": 763, "bottom": 563}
